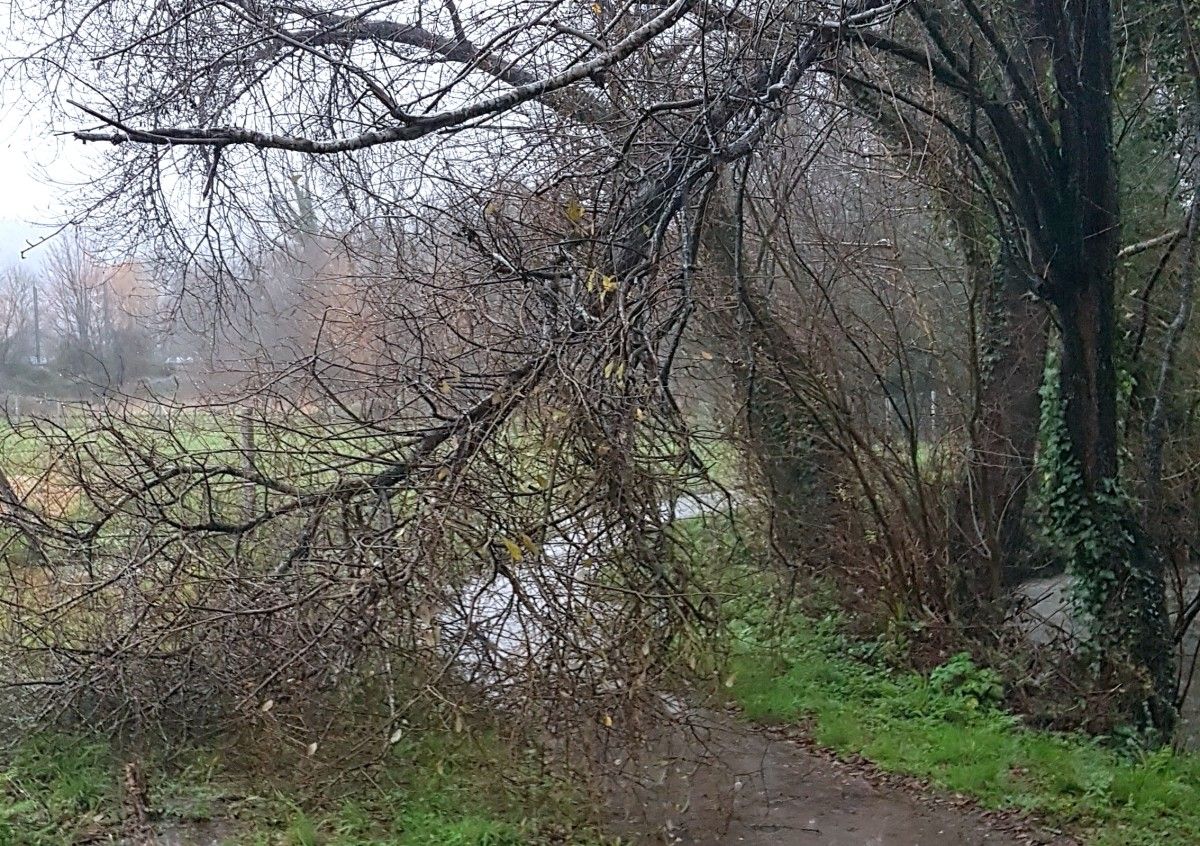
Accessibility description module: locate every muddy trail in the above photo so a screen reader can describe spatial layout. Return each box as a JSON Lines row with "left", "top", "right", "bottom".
{"left": 132, "top": 709, "right": 1074, "bottom": 845}
{"left": 604, "top": 709, "right": 1074, "bottom": 845}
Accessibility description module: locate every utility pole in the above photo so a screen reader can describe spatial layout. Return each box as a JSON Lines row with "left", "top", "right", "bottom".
{"left": 30, "top": 278, "right": 42, "bottom": 366}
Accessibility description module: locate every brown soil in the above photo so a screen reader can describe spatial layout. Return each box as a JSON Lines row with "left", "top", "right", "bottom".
{"left": 126, "top": 708, "right": 1079, "bottom": 845}
{"left": 604, "top": 709, "right": 1076, "bottom": 845}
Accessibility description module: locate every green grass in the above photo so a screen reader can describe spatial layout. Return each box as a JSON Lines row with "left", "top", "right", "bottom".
{"left": 0, "top": 734, "right": 112, "bottom": 845}
{"left": 726, "top": 614, "right": 1200, "bottom": 845}
{"left": 0, "top": 730, "right": 609, "bottom": 845}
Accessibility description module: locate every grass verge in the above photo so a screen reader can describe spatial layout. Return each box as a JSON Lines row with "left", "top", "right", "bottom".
{"left": 0, "top": 730, "right": 609, "bottom": 845}
{"left": 726, "top": 614, "right": 1200, "bottom": 846}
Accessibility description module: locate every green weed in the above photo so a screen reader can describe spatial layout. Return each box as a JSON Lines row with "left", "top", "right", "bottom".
{"left": 0, "top": 734, "right": 115, "bottom": 845}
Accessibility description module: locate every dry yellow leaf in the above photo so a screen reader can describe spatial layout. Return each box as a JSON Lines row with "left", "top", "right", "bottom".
{"left": 499, "top": 536, "right": 524, "bottom": 562}
{"left": 519, "top": 533, "right": 541, "bottom": 556}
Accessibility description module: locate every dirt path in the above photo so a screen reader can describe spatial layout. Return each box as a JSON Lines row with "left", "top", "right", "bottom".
{"left": 128, "top": 708, "right": 1077, "bottom": 845}
{"left": 604, "top": 710, "right": 1074, "bottom": 845}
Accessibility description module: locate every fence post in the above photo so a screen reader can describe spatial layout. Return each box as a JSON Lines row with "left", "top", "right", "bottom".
{"left": 241, "top": 408, "right": 257, "bottom": 522}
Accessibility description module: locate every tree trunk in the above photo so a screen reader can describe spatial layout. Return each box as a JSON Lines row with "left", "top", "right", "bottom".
{"left": 1058, "top": 282, "right": 1120, "bottom": 489}
{"left": 951, "top": 255, "right": 1049, "bottom": 620}
{"left": 700, "top": 187, "right": 838, "bottom": 565}
{"left": 991, "top": 0, "right": 1179, "bottom": 737}
{"left": 736, "top": 345, "right": 836, "bottom": 561}
{"left": 1056, "top": 277, "right": 1175, "bottom": 736}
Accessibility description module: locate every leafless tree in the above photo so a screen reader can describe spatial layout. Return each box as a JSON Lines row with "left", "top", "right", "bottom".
{"left": 0, "top": 267, "right": 37, "bottom": 370}
{"left": 9, "top": 0, "right": 1199, "bottom": 748}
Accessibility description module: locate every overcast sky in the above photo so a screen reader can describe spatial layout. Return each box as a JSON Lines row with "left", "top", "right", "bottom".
{"left": 0, "top": 3, "right": 97, "bottom": 271}
{"left": 1, "top": 112, "right": 50, "bottom": 263}
{"left": 0, "top": 94, "right": 97, "bottom": 265}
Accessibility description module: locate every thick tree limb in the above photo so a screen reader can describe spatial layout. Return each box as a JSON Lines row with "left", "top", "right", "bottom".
{"left": 71, "top": 0, "right": 692, "bottom": 151}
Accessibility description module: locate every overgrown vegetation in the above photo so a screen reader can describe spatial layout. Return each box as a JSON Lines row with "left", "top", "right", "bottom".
{"left": 0, "top": 730, "right": 606, "bottom": 845}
